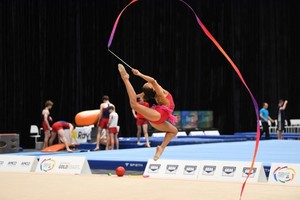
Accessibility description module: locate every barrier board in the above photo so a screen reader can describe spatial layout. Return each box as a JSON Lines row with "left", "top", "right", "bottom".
{"left": 268, "top": 163, "right": 300, "bottom": 185}
{"left": 143, "top": 159, "right": 202, "bottom": 180}
{"left": 0, "top": 155, "right": 38, "bottom": 172}
{"left": 35, "top": 156, "right": 91, "bottom": 174}
{"left": 143, "top": 159, "right": 267, "bottom": 182}
{"left": 198, "top": 160, "right": 267, "bottom": 183}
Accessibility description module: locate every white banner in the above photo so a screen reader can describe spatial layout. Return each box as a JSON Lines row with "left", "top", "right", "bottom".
{"left": 0, "top": 155, "right": 38, "bottom": 172}
{"left": 35, "top": 156, "right": 91, "bottom": 174}
{"left": 143, "top": 159, "right": 267, "bottom": 183}
{"left": 198, "top": 160, "right": 267, "bottom": 183}
{"left": 268, "top": 163, "right": 300, "bottom": 185}
{"left": 143, "top": 159, "right": 202, "bottom": 180}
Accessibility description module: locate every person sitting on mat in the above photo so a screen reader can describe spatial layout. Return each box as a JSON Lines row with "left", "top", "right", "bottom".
{"left": 51, "top": 121, "right": 75, "bottom": 152}
{"left": 107, "top": 105, "right": 119, "bottom": 150}
{"left": 118, "top": 63, "right": 178, "bottom": 161}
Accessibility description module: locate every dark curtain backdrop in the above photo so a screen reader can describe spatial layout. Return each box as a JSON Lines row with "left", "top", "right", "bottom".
{"left": 1, "top": 0, "right": 299, "bottom": 148}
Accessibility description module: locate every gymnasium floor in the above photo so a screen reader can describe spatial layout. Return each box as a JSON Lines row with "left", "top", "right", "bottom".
{"left": 1, "top": 136, "right": 300, "bottom": 200}
{"left": 13, "top": 139, "right": 300, "bottom": 174}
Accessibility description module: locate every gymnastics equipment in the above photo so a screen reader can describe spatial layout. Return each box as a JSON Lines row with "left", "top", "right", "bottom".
{"left": 108, "top": 49, "right": 133, "bottom": 69}
{"left": 41, "top": 143, "right": 78, "bottom": 152}
{"left": 75, "top": 109, "right": 99, "bottom": 126}
{"left": 176, "top": 131, "right": 187, "bottom": 136}
{"left": 116, "top": 166, "right": 126, "bottom": 177}
{"left": 0, "top": 133, "right": 19, "bottom": 153}
{"left": 203, "top": 130, "right": 220, "bottom": 136}
{"left": 189, "top": 131, "right": 205, "bottom": 136}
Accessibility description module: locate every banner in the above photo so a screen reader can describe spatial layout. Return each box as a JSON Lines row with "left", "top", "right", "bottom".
{"left": 268, "top": 163, "right": 300, "bottom": 185}
{"left": 198, "top": 160, "right": 267, "bottom": 183}
{"left": 0, "top": 155, "right": 38, "bottom": 172}
{"left": 35, "top": 156, "right": 91, "bottom": 174}
{"left": 143, "top": 159, "right": 201, "bottom": 180}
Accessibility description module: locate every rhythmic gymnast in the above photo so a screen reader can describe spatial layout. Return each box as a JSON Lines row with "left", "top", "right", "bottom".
{"left": 118, "top": 63, "right": 178, "bottom": 160}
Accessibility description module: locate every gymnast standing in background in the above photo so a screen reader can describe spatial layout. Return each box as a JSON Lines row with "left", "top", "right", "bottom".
{"left": 118, "top": 64, "right": 177, "bottom": 161}
{"left": 41, "top": 100, "right": 54, "bottom": 149}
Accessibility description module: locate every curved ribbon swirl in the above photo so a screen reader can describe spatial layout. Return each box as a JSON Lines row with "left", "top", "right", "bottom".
{"left": 108, "top": 1, "right": 260, "bottom": 199}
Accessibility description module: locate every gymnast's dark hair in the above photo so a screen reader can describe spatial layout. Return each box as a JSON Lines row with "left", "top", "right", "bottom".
{"left": 142, "top": 87, "right": 156, "bottom": 101}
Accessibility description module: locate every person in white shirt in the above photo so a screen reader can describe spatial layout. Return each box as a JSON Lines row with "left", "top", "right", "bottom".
{"left": 107, "top": 105, "right": 119, "bottom": 150}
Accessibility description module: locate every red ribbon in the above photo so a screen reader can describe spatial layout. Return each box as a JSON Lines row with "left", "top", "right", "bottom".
{"left": 108, "top": 1, "right": 260, "bottom": 199}
{"left": 107, "top": 0, "right": 138, "bottom": 48}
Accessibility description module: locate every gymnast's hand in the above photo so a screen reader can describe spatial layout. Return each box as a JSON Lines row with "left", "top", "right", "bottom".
{"left": 132, "top": 69, "right": 141, "bottom": 76}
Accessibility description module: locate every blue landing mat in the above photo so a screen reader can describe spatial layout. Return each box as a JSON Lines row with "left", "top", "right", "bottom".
{"left": 78, "top": 136, "right": 248, "bottom": 150}
{"left": 234, "top": 132, "right": 300, "bottom": 140}
{"left": 12, "top": 140, "right": 300, "bottom": 177}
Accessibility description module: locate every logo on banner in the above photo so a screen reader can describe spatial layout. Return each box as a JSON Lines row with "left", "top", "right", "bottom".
{"left": 222, "top": 166, "right": 236, "bottom": 177}
{"left": 273, "top": 166, "right": 296, "bottom": 183}
{"left": 242, "top": 167, "right": 257, "bottom": 178}
{"left": 202, "top": 165, "right": 216, "bottom": 176}
{"left": 165, "top": 165, "right": 178, "bottom": 174}
{"left": 184, "top": 165, "right": 197, "bottom": 175}
{"left": 7, "top": 161, "right": 17, "bottom": 166}
{"left": 125, "top": 162, "right": 144, "bottom": 168}
{"left": 20, "top": 162, "right": 31, "bottom": 167}
{"left": 58, "top": 162, "right": 80, "bottom": 170}
{"left": 148, "top": 164, "right": 161, "bottom": 173}
{"left": 40, "top": 158, "right": 56, "bottom": 172}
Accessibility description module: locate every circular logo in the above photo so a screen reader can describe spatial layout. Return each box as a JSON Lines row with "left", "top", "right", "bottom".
{"left": 273, "top": 166, "right": 296, "bottom": 183}
{"left": 40, "top": 158, "right": 56, "bottom": 172}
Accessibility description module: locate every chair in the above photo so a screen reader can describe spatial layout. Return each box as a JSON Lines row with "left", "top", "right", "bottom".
{"left": 268, "top": 120, "right": 277, "bottom": 133}
{"left": 290, "top": 119, "right": 300, "bottom": 133}
{"left": 30, "top": 125, "right": 42, "bottom": 149}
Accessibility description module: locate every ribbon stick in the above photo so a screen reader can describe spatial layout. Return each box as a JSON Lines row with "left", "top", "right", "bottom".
{"left": 108, "top": 49, "right": 133, "bottom": 69}
{"left": 179, "top": 0, "right": 260, "bottom": 199}
{"left": 107, "top": 0, "right": 138, "bottom": 48}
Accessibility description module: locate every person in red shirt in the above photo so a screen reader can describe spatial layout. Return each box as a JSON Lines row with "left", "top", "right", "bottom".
{"left": 132, "top": 97, "right": 150, "bottom": 147}
{"left": 41, "top": 100, "right": 54, "bottom": 149}
{"left": 51, "top": 121, "right": 75, "bottom": 152}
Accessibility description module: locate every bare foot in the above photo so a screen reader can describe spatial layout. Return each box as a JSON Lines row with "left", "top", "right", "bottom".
{"left": 118, "top": 64, "right": 129, "bottom": 80}
{"left": 146, "top": 143, "right": 151, "bottom": 148}
{"left": 67, "top": 149, "right": 73, "bottom": 153}
{"left": 93, "top": 147, "right": 99, "bottom": 151}
{"left": 153, "top": 146, "right": 164, "bottom": 161}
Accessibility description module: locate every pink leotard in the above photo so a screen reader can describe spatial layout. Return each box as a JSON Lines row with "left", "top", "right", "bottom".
{"left": 149, "top": 92, "right": 177, "bottom": 125}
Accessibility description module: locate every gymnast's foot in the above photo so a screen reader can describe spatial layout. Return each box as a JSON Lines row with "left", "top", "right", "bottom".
{"left": 153, "top": 146, "right": 164, "bottom": 161}
{"left": 67, "top": 149, "right": 73, "bottom": 153}
{"left": 118, "top": 64, "right": 129, "bottom": 80}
